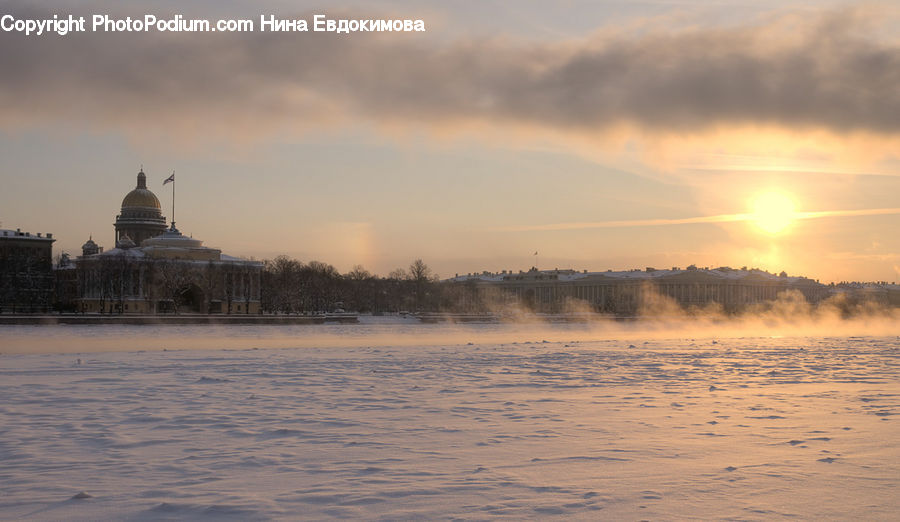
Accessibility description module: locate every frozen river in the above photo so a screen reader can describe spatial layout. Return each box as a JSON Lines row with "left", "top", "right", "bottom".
{"left": 1, "top": 321, "right": 898, "bottom": 520}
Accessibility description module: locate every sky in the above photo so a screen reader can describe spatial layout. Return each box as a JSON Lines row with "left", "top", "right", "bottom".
{"left": 1, "top": 0, "right": 898, "bottom": 283}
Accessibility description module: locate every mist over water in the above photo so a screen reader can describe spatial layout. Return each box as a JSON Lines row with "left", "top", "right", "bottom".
{"left": 2, "top": 291, "right": 897, "bottom": 355}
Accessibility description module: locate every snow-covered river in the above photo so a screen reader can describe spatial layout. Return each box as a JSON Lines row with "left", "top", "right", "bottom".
{"left": 1, "top": 322, "right": 898, "bottom": 519}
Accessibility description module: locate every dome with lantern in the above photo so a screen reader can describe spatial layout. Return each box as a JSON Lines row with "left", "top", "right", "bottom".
{"left": 114, "top": 168, "right": 168, "bottom": 246}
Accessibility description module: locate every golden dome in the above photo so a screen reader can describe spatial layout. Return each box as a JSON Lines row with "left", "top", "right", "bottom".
{"left": 122, "top": 188, "right": 161, "bottom": 209}
{"left": 121, "top": 168, "right": 161, "bottom": 209}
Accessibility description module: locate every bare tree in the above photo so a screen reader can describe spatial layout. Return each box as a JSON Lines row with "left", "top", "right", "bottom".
{"left": 141, "top": 263, "right": 156, "bottom": 314}
{"left": 200, "top": 261, "right": 223, "bottom": 313}
{"left": 264, "top": 255, "right": 303, "bottom": 313}
{"left": 303, "top": 261, "right": 340, "bottom": 312}
{"left": 408, "top": 259, "right": 437, "bottom": 311}
{"left": 344, "top": 264, "right": 373, "bottom": 312}
{"left": 242, "top": 266, "right": 254, "bottom": 314}
{"left": 101, "top": 254, "right": 136, "bottom": 314}
{"left": 347, "top": 264, "right": 371, "bottom": 281}
{"left": 409, "top": 259, "right": 432, "bottom": 282}
{"left": 155, "top": 260, "right": 194, "bottom": 314}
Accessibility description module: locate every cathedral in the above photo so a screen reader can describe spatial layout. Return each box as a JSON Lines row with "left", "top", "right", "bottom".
{"left": 76, "top": 169, "right": 262, "bottom": 314}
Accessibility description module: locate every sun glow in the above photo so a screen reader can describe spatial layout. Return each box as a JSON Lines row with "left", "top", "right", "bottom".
{"left": 750, "top": 191, "right": 797, "bottom": 234}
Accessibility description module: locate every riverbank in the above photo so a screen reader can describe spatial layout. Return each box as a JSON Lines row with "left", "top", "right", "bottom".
{"left": 0, "top": 313, "right": 359, "bottom": 325}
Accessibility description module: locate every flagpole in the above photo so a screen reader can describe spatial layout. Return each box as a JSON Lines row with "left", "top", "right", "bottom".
{"left": 164, "top": 171, "right": 176, "bottom": 229}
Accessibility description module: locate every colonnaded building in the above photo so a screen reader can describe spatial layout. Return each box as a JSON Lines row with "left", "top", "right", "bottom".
{"left": 447, "top": 266, "right": 830, "bottom": 315}
{"left": 76, "top": 169, "right": 262, "bottom": 314}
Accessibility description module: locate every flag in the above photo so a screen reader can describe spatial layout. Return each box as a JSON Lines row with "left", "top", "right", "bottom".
{"left": 163, "top": 172, "right": 175, "bottom": 185}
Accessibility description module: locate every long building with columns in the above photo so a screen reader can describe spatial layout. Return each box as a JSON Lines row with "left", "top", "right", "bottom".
{"left": 447, "top": 266, "right": 829, "bottom": 315}
{"left": 76, "top": 169, "right": 262, "bottom": 314}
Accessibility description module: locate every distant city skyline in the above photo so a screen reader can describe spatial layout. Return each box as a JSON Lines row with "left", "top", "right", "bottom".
{"left": 1, "top": 0, "right": 898, "bottom": 283}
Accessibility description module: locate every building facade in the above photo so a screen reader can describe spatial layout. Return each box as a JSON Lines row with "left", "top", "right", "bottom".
{"left": 0, "top": 228, "right": 56, "bottom": 313}
{"left": 76, "top": 169, "right": 262, "bottom": 314}
{"left": 447, "top": 266, "right": 830, "bottom": 315}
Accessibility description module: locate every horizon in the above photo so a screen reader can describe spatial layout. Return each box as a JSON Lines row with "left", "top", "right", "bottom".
{"left": 2, "top": 1, "right": 898, "bottom": 284}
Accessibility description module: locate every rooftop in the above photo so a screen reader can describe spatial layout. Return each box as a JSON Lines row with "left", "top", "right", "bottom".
{"left": 0, "top": 228, "right": 55, "bottom": 241}
{"left": 447, "top": 266, "right": 818, "bottom": 285}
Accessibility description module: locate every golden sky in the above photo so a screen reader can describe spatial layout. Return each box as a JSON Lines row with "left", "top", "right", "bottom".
{"left": 1, "top": 1, "right": 898, "bottom": 282}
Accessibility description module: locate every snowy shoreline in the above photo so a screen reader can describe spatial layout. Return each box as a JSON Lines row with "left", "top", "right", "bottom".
{"left": 0, "top": 313, "right": 360, "bottom": 326}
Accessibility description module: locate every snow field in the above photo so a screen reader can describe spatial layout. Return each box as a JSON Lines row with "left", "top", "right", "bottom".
{"left": 0, "top": 330, "right": 897, "bottom": 520}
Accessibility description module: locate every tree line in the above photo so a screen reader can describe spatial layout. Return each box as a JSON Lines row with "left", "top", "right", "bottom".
{"left": 261, "top": 257, "right": 450, "bottom": 314}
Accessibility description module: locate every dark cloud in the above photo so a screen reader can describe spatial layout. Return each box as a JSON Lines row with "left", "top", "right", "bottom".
{"left": 1, "top": 3, "right": 898, "bottom": 140}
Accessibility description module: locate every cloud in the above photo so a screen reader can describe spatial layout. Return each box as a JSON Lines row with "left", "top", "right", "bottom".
{"left": 497, "top": 207, "right": 900, "bottom": 232}
{"left": 1, "top": 3, "right": 898, "bottom": 144}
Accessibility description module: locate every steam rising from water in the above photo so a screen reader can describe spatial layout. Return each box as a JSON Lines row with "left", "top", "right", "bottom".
{"left": 1, "top": 291, "right": 897, "bottom": 355}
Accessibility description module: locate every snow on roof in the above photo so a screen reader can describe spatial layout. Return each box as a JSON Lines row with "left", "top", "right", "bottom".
{"left": 447, "top": 267, "right": 814, "bottom": 284}
{"left": 93, "top": 247, "right": 146, "bottom": 258}
{"left": 220, "top": 254, "right": 262, "bottom": 264}
{"left": 82, "top": 247, "right": 260, "bottom": 266}
{"left": 0, "top": 228, "right": 54, "bottom": 241}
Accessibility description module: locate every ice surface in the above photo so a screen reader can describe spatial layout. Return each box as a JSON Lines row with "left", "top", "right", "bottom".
{"left": 0, "top": 324, "right": 898, "bottom": 520}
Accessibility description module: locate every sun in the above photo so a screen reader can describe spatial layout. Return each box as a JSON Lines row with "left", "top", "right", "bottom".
{"left": 750, "top": 191, "right": 796, "bottom": 234}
